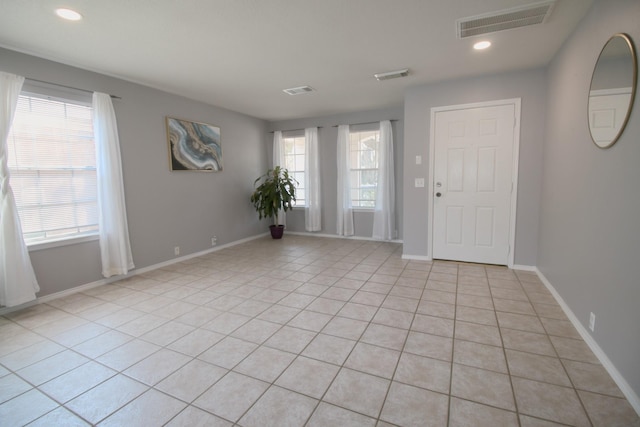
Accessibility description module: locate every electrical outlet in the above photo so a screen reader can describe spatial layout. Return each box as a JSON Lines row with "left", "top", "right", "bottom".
{"left": 174, "top": 246, "right": 180, "bottom": 256}
{"left": 589, "top": 312, "right": 595, "bottom": 332}
{"left": 211, "top": 236, "right": 217, "bottom": 246}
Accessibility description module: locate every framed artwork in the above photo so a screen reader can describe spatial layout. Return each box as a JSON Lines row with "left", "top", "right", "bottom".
{"left": 166, "top": 117, "right": 223, "bottom": 171}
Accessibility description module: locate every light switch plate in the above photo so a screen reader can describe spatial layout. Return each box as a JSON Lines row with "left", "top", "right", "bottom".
{"left": 416, "top": 155, "right": 422, "bottom": 165}
{"left": 415, "top": 178, "right": 425, "bottom": 187}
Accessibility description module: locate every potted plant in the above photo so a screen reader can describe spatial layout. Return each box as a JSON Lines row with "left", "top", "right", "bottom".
{"left": 250, "top": 166, "right": 297, "bottom": 239}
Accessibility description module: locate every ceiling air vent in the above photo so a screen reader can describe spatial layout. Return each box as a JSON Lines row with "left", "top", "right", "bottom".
{"left": 374, "top": 69, "right": 410, "bottom": 81}
{"left": 456, "top": 0, "right": 556, "bottom": 39}
{"left": 283, "top": 86, "right": 315, "bottom": 96}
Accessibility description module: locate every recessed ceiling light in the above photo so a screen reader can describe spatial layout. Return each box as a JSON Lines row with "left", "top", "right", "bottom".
{"left": 283, "top": 86, "right": 315, "bottom": 96}
{"left": 474, "top": 41, "right": 492, "bottom": 50}
{"left": 55, "top": 8, "right": 83, "bottom": 21}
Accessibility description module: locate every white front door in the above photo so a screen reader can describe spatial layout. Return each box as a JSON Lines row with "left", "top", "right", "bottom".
{"left": 431, "top": 101, "right": 518, "bottom": 265}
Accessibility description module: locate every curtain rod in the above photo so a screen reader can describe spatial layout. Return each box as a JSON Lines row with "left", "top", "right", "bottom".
{"left": 269, "top": 126, "right": 323, "bottom": 134}
{"left": 25, "top": 77, "right": 122, "bottom": 100}
{"left": 332, "top": 119, "right": 398, "bottom": 128}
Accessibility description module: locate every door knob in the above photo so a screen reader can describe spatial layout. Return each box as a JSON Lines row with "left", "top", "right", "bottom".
{"left": 436, "top": 192, "right": 442, "bottom": 197}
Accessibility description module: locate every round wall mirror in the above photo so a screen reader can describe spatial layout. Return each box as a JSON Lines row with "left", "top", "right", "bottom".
{"left": 588, "top": 33, "right": 637, "bottom": 148}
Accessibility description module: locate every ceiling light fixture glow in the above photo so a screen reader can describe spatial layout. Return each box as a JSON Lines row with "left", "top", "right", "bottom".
{"left": 55, "top": 8, "right": 83, "bottom": 21}
{"left": 474, "top": 41, "right": 491, "bottom": 50}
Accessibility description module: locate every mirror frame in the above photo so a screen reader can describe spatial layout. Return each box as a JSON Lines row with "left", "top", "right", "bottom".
{"left": 588, "top": 33, "right": 638, "bottom": 149}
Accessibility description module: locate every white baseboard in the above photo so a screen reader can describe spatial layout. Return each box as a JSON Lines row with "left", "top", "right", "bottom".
{"left": 285, "top": 231, "right": 403, "bottom": 244}
{"left": 401, "top": 254, "right": 432, "bottom": 261}
{"left": 535, "top": 268, "right": 640, "bottom": 416}
{"left": 512, "top": 264, "right": 536, "bottom": 271}
{"left": 0, "top": 232, "right": 268, "bottom": 316}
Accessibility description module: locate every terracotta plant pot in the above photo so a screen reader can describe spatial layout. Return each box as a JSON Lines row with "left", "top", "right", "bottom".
{"left": 269, "top": 224, "right": 285, "bottom": 239}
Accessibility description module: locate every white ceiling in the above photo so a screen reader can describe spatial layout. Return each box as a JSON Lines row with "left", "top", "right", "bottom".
{"left": 0, "top": 0, "right": 593, "bottom": 121}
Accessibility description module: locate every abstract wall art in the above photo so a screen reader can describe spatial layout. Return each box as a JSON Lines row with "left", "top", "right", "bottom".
{"left": 166, "top": 117, "right": 223, "bottom": 171}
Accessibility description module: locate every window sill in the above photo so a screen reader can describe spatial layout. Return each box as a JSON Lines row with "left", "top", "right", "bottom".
{"left": 353, "top": 208, "right": 375, "bottom": 213}
{"left": 27, "top": 234, "right": 99, "bottom": 252}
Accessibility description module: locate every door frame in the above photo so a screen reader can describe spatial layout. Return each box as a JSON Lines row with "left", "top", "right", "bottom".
{"left": 427, "top": 98, "right": 521, "bottom": 267}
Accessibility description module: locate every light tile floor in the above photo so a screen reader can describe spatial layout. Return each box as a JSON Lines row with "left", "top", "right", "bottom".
{"left": 1, "top": 235, "right": 639, "bottom": 426}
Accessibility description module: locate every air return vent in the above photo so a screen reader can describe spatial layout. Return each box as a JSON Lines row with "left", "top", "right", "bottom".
{"left": 456, "top": 0, "right": 555, "bottom": 39}
{"left": 283, "top": 86, "right": 315, "bottom": 95}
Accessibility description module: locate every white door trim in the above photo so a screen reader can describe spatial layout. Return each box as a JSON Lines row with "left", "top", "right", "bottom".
{"left": 427, "top": 98, "right": 521, "bottom": 267}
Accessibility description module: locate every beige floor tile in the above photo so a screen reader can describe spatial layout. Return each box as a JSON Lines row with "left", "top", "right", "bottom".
{"left": 549, "top": 336, "right": 599, "bottom": 363}
{"left": 505, "top": 349, "right": 572, "bottom": 387}
{"left": 539, "top": 317, "right": 581, "bottom": 339}
{"left": 337, "top": 302, "right": 378, "bottom": 321}
{"left": 287, "top": 310, "right": 333, "bottom": 332}
{"left": 404, "top": 331, "right": 453, "bottom": 361}
{"left": 156, "top": 359, "right": 227, "bottom": 402}
{"left": 139, "top": 320, "right": 195, "bottom": 347}
{"left": 380, "top": 381, "right": 448, "bottom": 427}
{"left": 451, "top": 364, "right": 515, "bottom": 411}
{"left": 394, "top": 352, "right": 451, "bottom": 394}
{"left": 201, "top": 311, "right": 251, "bottom": 334}
{"left": 360, "top": 323, "right": 408, "bottom": 351}
{"left": 372, "top": 307, "right": 414, "bottom": 329}
{"left": 455, "top": 305, "right": 498, "bottom": 326}
{"left": 0, "top": 388, "right": 58, "bottom": 426}
{"left": 532, "top": 302, "right": 567, "bottom": 320}
{"left": 322, "top": 316, "right": 368, "bottom": 340}
{"left": 234, "top": 346, "right": 295, "bottom": 382}
{"left": 307, "top": 402, "right": 376, "bottom": 427}
{"left": 230, "top": 318, "right": 280, "bottom": 344}
{"left": 99, "top": 389, "right": 185, "bottom": 427}
{"left": 512, "top": 377, "right": 590, "bottom": 426}
{"left": 453, "top": 339, "right": 507, "bottom": 373}
{"left": 197, "top": 336, "right": 257, "bottom": 369}
{"left": 416, "top": 300, "right": 456, "bottom": 319}
{"left": 577, "top": 390, "right": 640, "bottom": 427}
{"left": 116, "top": 313, "right": 168, "bottom": 337}
{"left": 302, "top": 333, "right": 356, "bottom": 365}
{"left": 66, "top": 374, "right": 148, "bottom": 424}
{"left": 97, "top": 339, "right": 161, "bottom": 371}
{"left": 239, "top": 385, "right": 318, "bottom": 427}
{"left": 257, "top": 304, "right": 300, "bottom": 324}
{"left": 344, "top": 342, "right": 400, "bottom": 379}
{"left": 50, "top": 322, "right": 110, "bottom": 347}
{"left": 423, "top": 289, "right": 457, "bottom": 304}
{"left": 457, "top": 294, "right": 494, "bottom": 310}
{"left": 0, "top": 374, "right": 32, "bottom": 404}
{"left": 389, "top": 285, "right": 423, "bottom": 299}
{"left": 26, "top": 406, "right": 90, "bottom": 426}
{"left": 324, "top": 368, "right": 390, "bottom": 418}
{"left": 16, "top": 349, "right": 88, "bottom": 385}
{"left": 519, "top": 414, "right": 572, "bottom": 426}
{"left": 0, "top": 339, "right": 65, "bottom": 371}
{"left": 382, "top": 295, "right": 419, "bottom": 312}
{"left": 276, "top": 356, "right": 339, "bottom": 398}
{"left": 193, "top": 372, "right": 268, "bottom": 422}
{"left": 305, "top": 297, "right": 346, "bottom": 315}
{"left": 497, "top": 312, "right": 546, "bottom": 334}
{"left": 264, "top": 325, "right": 317, "bottom": 354}
{"left": 412, "top": 313, "right": 454, "bottom": 337}
{"left": 449, "top": 397, "right": 519, "bottom": 427}
{"left": 563, "top": 359, "right": 624, "bottom": 397}
{"left": 501, "top": 328, "right": 556, "bottom": 357}
{"left": 166, "top": 328, "right": 225, "bottom": 357}
{"left": 165, "top": 406, "right": 232, "bottom": 427}
{"left": 39, "top": 361, "right": 117, "bottom": 403}
{"left": 493, "top": 298, "right": 536, "bottom": 315}
{"left": 490, "top": 287, "right": 529, "bottom": 301}
{"left": 455, "top": 320, "right": 502, "bottom": 346}
{"left": 123, "top": 348, "right": 191, "bottom": 385}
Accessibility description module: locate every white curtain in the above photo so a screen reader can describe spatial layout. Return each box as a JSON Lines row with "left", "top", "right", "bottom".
{"left": 372, "top": 120, "right": 395, "bottom": 240}
{"left": 92, "top": 92, "right": 134, "bottom": 278}
{"left": 336, "top": 124, "right": 354, "bottom": 236}
{"left": 272, "top": 131, "right": 286, "bottom": 225}
{"left": 304, "top": 127, "right": 321, "bottom": 231}
{"left": 0, "top": 72, "right": 40, "bottom": 307}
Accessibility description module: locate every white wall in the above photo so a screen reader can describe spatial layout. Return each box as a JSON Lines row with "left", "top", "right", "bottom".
{"left": 0, "top": 47, "right": 269, "bottom": 297}
{"left": 402, "top": 69, "right": 547, "bottom": 266}
{"left": 538, "top": 0, "right": 640, "bottom": 397}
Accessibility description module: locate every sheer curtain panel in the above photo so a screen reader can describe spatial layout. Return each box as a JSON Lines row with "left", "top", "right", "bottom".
{"left": 272, "top": 131, "right": 286, "bottom": 225}
{"left": 0, "top": 72, "right": 40, "bottom": 307}
{"left": 336, "top": 124, "right": 354, "bottom": 236}
{"left": 372, "top": 120, "right": 395, "bottom": 240}
{"left": 304, "top": 127, "right": 321, "bottom": 231}
{"left": 93, "top": 92, "right": 134, "bottom": 278}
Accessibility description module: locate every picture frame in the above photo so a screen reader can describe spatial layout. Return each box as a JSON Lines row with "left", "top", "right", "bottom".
{"left": 166, "top": 116, "right": 223, "bottom": 171}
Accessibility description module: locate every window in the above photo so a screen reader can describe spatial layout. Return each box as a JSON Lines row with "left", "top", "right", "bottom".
{"left": 350, "top": 129, "right": 380, "bottom": 208}
{"left": 7, "top": 92, "right": 98, "bottom": 245}
{"left": 283, "top": 134, "right": 306, "bottom": 206}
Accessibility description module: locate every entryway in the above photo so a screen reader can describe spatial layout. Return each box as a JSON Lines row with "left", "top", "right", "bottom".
{"left": 428, "top": 99, "right": 521, "bottom": 266}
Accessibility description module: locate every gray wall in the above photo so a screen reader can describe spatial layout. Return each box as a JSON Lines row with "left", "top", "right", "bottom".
{"left": 267, "top": 107, "right": 404, "bottom": 239}
{"left": 403, "top": 69, "right": 547, "bottom": 266}
{"left": 1, "top": 48, "right": 268, "bottom": 297}
{"left": 538, "top": 0, "right": 640, "bottom": 396}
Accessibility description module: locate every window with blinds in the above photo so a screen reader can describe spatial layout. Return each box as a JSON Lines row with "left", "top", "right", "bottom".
{"left": 283, "top": 134, "right": 306, "bottom": 206}
{"left": 350, "top": 129, "right": 380, "bottom": 208}
{"left": 7, "top": 93, "right": 98, "bottom": 244}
